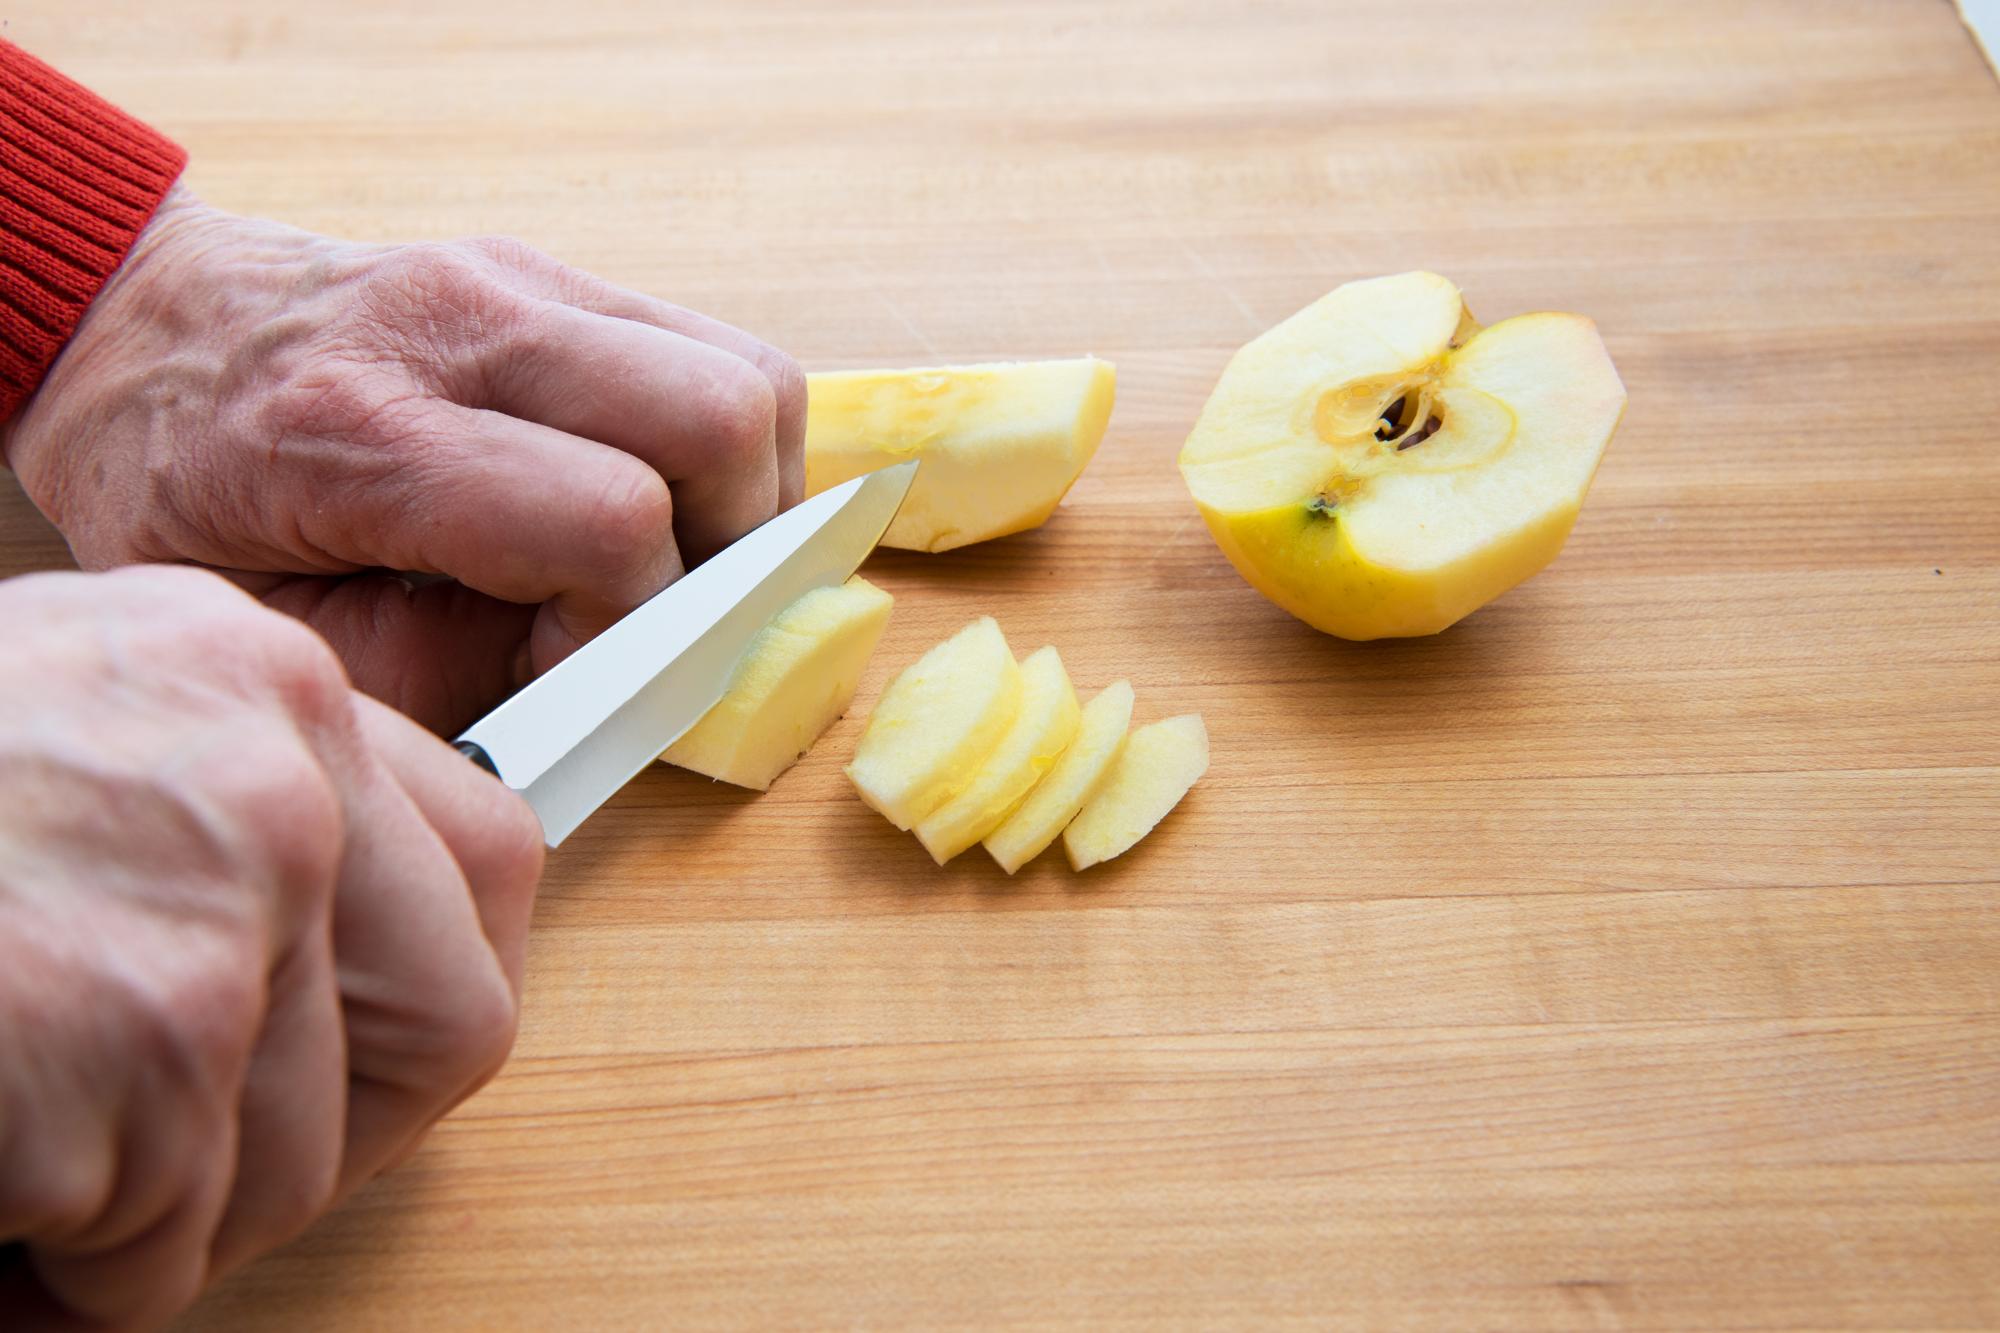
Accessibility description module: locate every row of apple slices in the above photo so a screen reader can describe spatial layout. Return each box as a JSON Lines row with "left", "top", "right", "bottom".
{"left": 846, "top": 617, "right": 1208, "bottom": 872}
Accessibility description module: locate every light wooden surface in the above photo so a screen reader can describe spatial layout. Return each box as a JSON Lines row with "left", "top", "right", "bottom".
{"left": 9, "top": 1, "right": 2000, "bottom": 1327}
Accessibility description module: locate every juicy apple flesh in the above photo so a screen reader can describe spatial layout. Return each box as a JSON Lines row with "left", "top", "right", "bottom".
{"left": 805, "top": 358, "right": 1115, "bottom": 552}
{"left": 660, "top": 577, "right": 893, "bottom": 790}
{"left": 1178, "top": 271, "right": 1627, "bottom": 639}
{"left": 984, "top": 679, "right": 1134, "bottom": 874}
{"left": 1063, "top": 713, "right": 1209, "bottom": 871}
{"left": 845, "top": 616, "right": 1022, "bottom": 829}
{"left": 914, "top": 645, "right": 1081, "bottom": 864}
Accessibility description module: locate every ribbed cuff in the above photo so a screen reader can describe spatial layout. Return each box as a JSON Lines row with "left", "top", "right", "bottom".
{"left": 0, "top": 40, "right": 187, "bottom": 421}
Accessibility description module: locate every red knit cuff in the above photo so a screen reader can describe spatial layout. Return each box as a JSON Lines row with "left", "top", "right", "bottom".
{"left": 0, "top": 40, "right": 186, "bottom": 422}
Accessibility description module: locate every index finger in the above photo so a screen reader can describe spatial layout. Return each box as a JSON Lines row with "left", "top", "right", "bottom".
{"left": 467, "top": 241, "right": 807, "bottom": 510}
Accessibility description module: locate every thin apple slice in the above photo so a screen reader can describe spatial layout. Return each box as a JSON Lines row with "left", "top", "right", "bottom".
{"left": 1063, "top": 714, "right": 1208, "bottom": 871}
{"left": 983, "top": 679, "right": 1134, "bottom": 874}
{"left": 659, "top": 577, "right": 893, "bottom": 790}
{"left": 913, "top": 645, "right": 1081, "bottom": 864}
{"left": 805, "top": 358, "right": 1115, "bottom": 552}
{"left": 846, "top": 617, "right": 1022, "bottom": 829}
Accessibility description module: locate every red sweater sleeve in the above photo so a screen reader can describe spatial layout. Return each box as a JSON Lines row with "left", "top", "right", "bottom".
{"left": 0, "top": 40, "right": 186, "bottom": 421}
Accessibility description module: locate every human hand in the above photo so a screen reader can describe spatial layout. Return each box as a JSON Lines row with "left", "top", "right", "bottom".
{"left": 3, "top": 186, "right": 805, "bottom": 734}
{"left": 0, "top": 565, "right": 544, "bottom": 1330}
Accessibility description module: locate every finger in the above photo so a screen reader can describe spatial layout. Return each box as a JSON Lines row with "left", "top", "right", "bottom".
{"left": 204, "top": 927, "right": 345, "bottom": 1280}
{"left": 468, "top": 241, "right": 807, "bottom": 511}
{"left": 477, "top": 303, "right": 782, "bottom": 564}
{"left": 26, "top": 1064, "right": 241, "bottom": 1328}
{"left": 313, "top": 717, "right": 522, "bottom": 1197}
{"left": 315, "top": 404, "right": 683, "bottom": 672}
{"left": 252, "top": 573, "right": 538, "bottom": 735}
{"left": 352, "top": 693, "right": 543, "bottom": 994}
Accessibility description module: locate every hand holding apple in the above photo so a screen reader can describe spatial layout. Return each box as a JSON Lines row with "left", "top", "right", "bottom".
{"left": 4, "top": 185, "right": 806, "bottom": 734}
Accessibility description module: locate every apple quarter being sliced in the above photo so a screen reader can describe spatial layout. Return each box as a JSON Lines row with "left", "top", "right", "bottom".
{"left": 846, "top": 616, "right": 1022, "bottom": 829}
{"left": 660, "top": 576, "right": 893, "bottom": 790}
{"left": 1063, "top": 713, "right": 1208, "bottom": 871}
{"left": 913, "top": 645, "right": 1081, "bottom": 864}
{"left": 805, "top": 358, "right": 1116, "bottom": 552}
{"left": 983, "top": 679, "right": 1134, "bottom": 874}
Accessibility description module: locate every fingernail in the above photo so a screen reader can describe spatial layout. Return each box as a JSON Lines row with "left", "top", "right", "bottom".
{"left": 511, "top": 641, "right": 535, "bottom": 689}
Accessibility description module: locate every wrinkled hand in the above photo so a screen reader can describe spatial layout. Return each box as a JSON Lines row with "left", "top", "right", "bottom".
{"left": 3, "top": 186, "right": 805, "bottom": 734}
{"left": 0, "top": 566, "right": 544, "bottom": 1330}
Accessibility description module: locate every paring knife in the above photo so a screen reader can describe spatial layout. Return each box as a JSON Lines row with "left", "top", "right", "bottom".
{"left": 455, "top": 459, "right": 918, "bottom": 846}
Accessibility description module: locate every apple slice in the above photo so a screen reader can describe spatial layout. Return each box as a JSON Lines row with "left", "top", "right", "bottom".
{"left": 984, "top": 679, "right": 1135, "bottom": 874}
{"left": 846, "top": 616, "right": 1022, "bottom": 829}
{"left": 1178, "top": 272, "right": 1627, "bottom": 639}
{"left": 659, "top": 577, "right": 893, "bottom": 790}
{"left": 913, "top": 645, "right": 1081, "bottom": 864}
{"left": 805, "top": 358, "right": 1116, "bottom": 552}
{"left": 1063, "top": 713, "right": 1208, "bottom": 871}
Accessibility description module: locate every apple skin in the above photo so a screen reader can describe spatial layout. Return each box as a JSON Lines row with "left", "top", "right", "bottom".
{"left": 1180, "top": 274, "right": 1627, "bottom": 641}
{"left": 1192, "top": 477, "right": 1589, "bottom": 639}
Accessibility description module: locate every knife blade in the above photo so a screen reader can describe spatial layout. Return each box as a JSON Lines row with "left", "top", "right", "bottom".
{"left": 454, "top": 458, "right": 918, "bottom": 846}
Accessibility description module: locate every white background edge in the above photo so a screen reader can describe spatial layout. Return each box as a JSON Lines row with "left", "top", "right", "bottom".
{"left": 1960, "top": 0, "right": 2000, "bottom": 75}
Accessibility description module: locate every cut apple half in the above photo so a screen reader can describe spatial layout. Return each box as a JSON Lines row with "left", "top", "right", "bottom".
{"left": 660, "top": 576, "right": 893, "bottom": 790}
{"left": 846, "top": 616, "right": 1022, "bottom": 829}
{"left": 914, "top": 645, "right": 1081, "bottom": 864}
{"left": 806, "top": 357, "right": 1116, "bottom": 552}
{"left": 1063, "top": 713, "right": 1208, "bottom": 871}
{"left": 1178, "top": 271, "right": 1627, "bottom": 639}
{"left": 984, "top": 678, "right": 1134, "bottom": 874}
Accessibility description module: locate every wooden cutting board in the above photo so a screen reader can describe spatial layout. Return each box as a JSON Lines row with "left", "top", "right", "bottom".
{"left": 8, "top": 1, "right": 1998, "bottom": 1326}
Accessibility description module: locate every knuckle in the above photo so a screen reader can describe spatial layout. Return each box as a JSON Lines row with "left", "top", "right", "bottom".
{"left": 245, "top": 615, "right": 353, "bottom": 728}
{"left": 9, "top": 1151, "right": 113, "bottom": 1236}
{"left": 387, "top": 241, "right": 484, "bottom": 296}
{"left": 430, "top": 965, "right": 520, "bottom": 1091}
{"left": 578, "top": 466, "right": 675, "bottom": 579}
{"left": 129, "top": 938, "right": 267, "bottom": 1095}
{"left": 692, "top": 357, "right": 779, "bottom": 462}
{"left": 756, "top": 345, "right": 807, "bottom": 423}
{"left": 266, "top": 363, "right": 433, "bottom": 452}
{"left": 232, "top": 732, "right": 346, "bottom": 896}
{"left": 262, "top": 1148, "right": 341, "bottom": 1245}
{"left": 486, "top": 790, "right": 547, "bottom": 897}
{"left": 459, "top": 233, "right": 552, "bottom": 275}
{"left": 362, "top": 244, "right": 521, "bottom": 365}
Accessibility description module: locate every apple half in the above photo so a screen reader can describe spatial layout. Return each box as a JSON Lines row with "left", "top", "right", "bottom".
{"left": 1177, "top": 272, "right": 1626, "bottom": 639}
{"left": 806, "top": 358, "right": 1115, "bottom": 552}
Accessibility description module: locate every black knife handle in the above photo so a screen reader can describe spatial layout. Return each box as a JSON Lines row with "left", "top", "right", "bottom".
{"left": 455, "top": 740, "right": 499, "bottom": 777}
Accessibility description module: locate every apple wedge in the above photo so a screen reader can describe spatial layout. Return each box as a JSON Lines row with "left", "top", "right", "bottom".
{"left": 1063, "top": 713, "right": 1208, "bottom": 871}
{"left": 1178, "top": 272, "right": 1626, "bottom": 639}
{"left": 659, "top": 577, "right": 893, "bottom": 790}
{"left": 984, "top": 679, "right": 1134, "bottom": 874}
{"left": 913, "top": 645, "right": 1081, "bottom": 864}
{"left": 805, "top": 358, "right": 1116, "bottom": 552}
{"left": 846, "top": 616, "right": 1022, "bottom": 829}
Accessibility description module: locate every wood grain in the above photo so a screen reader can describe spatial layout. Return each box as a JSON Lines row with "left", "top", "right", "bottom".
{"left": 4, "top": 0, "right": 1997, "bottom": 1327}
